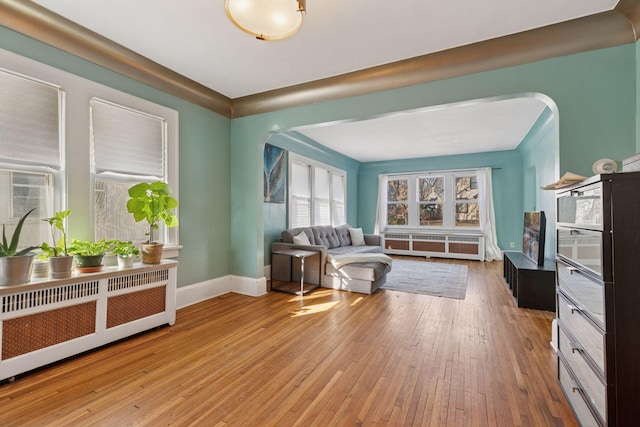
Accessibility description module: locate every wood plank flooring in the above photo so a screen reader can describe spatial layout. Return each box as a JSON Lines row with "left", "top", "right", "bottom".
{"left": 0, "top": 257, "right": 577, "bottom": 426}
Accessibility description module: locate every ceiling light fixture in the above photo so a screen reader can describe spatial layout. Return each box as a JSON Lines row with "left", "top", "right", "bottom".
{"left": 225, "top": 0, "right": 306, "bottom": 41}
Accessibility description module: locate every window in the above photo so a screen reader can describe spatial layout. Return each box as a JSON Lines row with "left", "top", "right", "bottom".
{"left": 91, "top": 98, "right": 169, "bottom": 244}
{"left": 455, "top": 176, "right": 479, "bottom": 227}
{"left": 0, "top": 48, "right": 179, "bottom": 251}
{"left": 289, "top": 153, "right": 346, "bottom": 228}
{"left": 383, "top": 171, "right": 481, "bottom": 230}
{"left": 0, "top": 67, "right": 62, "bottom": 248}
{"left": 386, "top": 178, "right": 409, "bottom": 225}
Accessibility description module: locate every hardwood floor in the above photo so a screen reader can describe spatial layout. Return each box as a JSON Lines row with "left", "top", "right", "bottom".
{"left": 0, "top": 258, "right": 577, "bottom": 426}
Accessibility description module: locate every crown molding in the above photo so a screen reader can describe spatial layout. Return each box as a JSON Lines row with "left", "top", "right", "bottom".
{"left": 231, "top": 9, "right": 636, "bottom": 117}
{"left": 0, "top": 1, "right": 638, "bottom": 119}
{"left": 0, "top": 0, "right": 232, "bottom": 116}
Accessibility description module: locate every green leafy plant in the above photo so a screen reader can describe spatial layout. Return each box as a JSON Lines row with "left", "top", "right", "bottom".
{"left": 111, "top": 240, "right": 140, "bottom": 257}
{"left": 68, "top": 239, "right": 115, "bottom": 256}
{"left": 126, "top": 181, "right": 178, "bottom": 243}
{"left": 40, "top": 209, "right": 71, "bottom": 259}
{"left": 0, "top": 208, "right": 40, "bottom": 257}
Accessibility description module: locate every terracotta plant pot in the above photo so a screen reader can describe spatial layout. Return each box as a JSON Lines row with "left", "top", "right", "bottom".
{"left": 141, "top": 242, "right": 163, "bottom": 264}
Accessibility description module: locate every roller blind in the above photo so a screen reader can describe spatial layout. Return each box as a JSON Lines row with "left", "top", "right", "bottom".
{"left": 0, "top": 69, "right": 62, "bottom": 169}
{"left": 91, "top": 98, "right": 165, "bottom": 179}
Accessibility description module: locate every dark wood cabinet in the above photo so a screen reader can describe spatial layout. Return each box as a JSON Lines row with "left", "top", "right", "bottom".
{"left": 503, "top": 251, "right": 556, "bottom": 311}
{"left": 555, "top": 171, "right": 640, "bottom": 426}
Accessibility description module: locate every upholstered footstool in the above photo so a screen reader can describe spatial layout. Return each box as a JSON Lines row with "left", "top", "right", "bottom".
{"left": 323, "top": 262, "right": 391, "bottom": 294}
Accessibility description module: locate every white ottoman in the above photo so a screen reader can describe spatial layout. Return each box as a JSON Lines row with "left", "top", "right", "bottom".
{"left": 323, "top": 262, "right": 391, "bottom": 294}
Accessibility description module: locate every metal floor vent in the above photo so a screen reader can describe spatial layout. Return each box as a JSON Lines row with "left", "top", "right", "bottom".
{"left": 108, "top": 268, "right": 169, "bottom": 292}
{"left": 1, "top": 281, "right": 99, "bottom": 314}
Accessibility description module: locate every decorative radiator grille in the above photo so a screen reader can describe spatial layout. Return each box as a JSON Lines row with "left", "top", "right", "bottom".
{"left": 385, "top": 234, "right": 410, "bottom": 240}
{"left": 108, "top": 269, "right": 169, "bottom": 292}
{"left": 413, "top": 234, "right": 446, "bottom": 241}
{"left": 1, "top": 281, "right": 99, "bottom": 314}
{"left": 449, "top": 236, "right": 481, "bottom": 243}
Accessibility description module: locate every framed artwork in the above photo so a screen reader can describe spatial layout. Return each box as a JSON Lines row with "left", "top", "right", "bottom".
{"left": 264, "top": 143, "right": 286, "bottom": 203}
{"left": 522, "top": 211, "right": 546, "bottom": 266}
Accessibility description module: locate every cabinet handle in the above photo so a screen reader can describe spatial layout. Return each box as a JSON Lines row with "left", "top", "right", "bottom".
{"left": 570, "top": 341, "right": 584, "bottom": 354}
{"left": 566, "top": 266, "right": 578, "bottom": 275}
{"left": 568, "top": 304, "right": 581, "bottom": 314}
{"left": 569, "top": 377, "right": 583, "bottom": 393}
{"left": 571, "top": 190, "right": 584, "bottom": 197}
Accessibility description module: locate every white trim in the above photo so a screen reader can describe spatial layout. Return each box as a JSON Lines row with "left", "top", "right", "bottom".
{"left": 232, "top": 275, "right": 268, "bottom": 297}
{"left": 176, "top": 275, "right": 233, "bottom": 309}
{"left": 175, "top": 274, "right": 268, "bottom": 309}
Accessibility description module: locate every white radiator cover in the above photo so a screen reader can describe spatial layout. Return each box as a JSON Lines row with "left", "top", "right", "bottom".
{"left": 382, "top": 231, "right": 485, "bottom": 261}
{"left": 0, "top": 260, "right": 177, "bottom": 381}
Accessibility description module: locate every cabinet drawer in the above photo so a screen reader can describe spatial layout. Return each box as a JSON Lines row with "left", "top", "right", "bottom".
{"left": 557, "top": 293, "right": 605, "bottom": 373}
{"left": 557, "top": 228, "right": 603, "bottom": 278}
{"left": 559, "top": 357, "right": 603, "bottom": 427}
{"left": 558, "top": 326, "right": 606, "bottom": 421}
{"left": 557, "top": 182, "right": 603, "bottom": 229}
{"left": 556, "top": 261, "right": 604, "bottom": 326}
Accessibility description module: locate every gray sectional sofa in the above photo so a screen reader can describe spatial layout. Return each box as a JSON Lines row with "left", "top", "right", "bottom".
{"left": 271, "top": 225, "right": 392, "bottom": 294}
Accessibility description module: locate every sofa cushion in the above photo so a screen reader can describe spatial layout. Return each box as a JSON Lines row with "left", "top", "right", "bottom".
{"left": 349, "top": 227, "right": 365, "bottom": 246}
{"left": 327, "top": 245, "right": 382, "bottom": 255}
{"left": 281, "top": 227, "right": 315, "bottom": 245}
{"left": 292, "top": 231, "right": 311, "bottom": 245}
{"left": 334, "top": 224, "right": 352, "bottom": 247}
{"left": 312, "top": 225, "right": 341, "bottom": 249}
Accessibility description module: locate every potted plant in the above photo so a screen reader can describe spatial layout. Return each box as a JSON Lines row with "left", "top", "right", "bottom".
{"left": 126, "top": 181, "right": 178, "bottom": 264}
{"left": 68, "top": 238, "right": 115, "bottom": 272}
{"left": 0, "top": 208, "right": 40, "bottom": 286}
{"left": 111, "top": 240, "right": 140, "bottom": 269}
{"left": 40, "top": 210, "right": 73, "bottom": 279}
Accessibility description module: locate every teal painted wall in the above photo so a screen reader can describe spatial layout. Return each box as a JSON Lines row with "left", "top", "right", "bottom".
{"left": 232, "top": 43, "right": 637, "bottom": 279}
{"left": 518, "top": 107, "right": 558, "bottom": 259}
{"left": 357, "top": 150, "right": 523, "bottom": 252}
{"left": 2, "top": 23, "right": 637, "bottom": 283}
{"left": 262, "top": 131, "right": 360, "bottom": 265}
{"left": 0, "top": 26, "right": 232, "bottom": 287}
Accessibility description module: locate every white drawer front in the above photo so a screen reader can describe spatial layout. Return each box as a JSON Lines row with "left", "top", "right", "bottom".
{"left": 558, "top": 293, "right": 605, "bottom": 373}
{"left": 558, "top": 326, "right": 606, "bottom": 421}
{"left": 559, "top": 358, "right": 602, "bottom": 427}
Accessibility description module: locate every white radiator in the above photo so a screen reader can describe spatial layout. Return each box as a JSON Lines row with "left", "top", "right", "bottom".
{"left": 382, "top": 231, "right": 485, "bottom": 261}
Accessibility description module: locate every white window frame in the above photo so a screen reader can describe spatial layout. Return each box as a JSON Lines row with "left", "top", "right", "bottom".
{"left": 0, "top": 47, "right": 179, "bottom": 253}
{"left": 384, "top": 170, "right": 481, "bottom": 231}
{"left": 288, "top": 153, "right": 346, "bottom": 228}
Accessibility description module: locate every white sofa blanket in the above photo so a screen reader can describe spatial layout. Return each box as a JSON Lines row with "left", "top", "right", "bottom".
{"left": 327, "top": 253, "right": 393, "bottom": 269}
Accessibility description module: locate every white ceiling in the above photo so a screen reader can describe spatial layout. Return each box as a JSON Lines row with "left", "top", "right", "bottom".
{"left": 296, "top": 97, "right": 549, "bottom": 162}
{"left": 30, "top": 0, "right": 616, "bottom": 161}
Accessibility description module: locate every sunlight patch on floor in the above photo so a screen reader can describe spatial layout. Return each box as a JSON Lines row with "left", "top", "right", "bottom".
{"left": 290, "top": 300, "right": 341, "bottom": 317}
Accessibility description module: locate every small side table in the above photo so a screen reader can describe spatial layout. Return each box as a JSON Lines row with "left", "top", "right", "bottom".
{"left": 271, "top": 249, "right": 321, "bottom": 296}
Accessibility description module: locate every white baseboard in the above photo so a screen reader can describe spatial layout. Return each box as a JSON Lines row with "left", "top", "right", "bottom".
{"left": 176, "top": 274, "right": 268, "bottom": 309}
{"left": 176, "top": 275, "right": 232, "bottom": 309}
{"left": 232, "top": 275, "right": 268, "bottom": 297}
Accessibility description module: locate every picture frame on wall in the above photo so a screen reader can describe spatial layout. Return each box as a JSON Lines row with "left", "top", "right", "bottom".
{"left": 522, "top": 211, "right": 546, "bottom": 266}
{"left": 264, "top": 143, "right": 286, "bottom": 203}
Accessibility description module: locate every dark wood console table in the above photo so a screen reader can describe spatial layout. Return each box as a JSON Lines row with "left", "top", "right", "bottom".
{"left": 503, "top": 251, "right": 555, "bottom": 311}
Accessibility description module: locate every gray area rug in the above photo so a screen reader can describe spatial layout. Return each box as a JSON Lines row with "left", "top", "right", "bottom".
{"left": 381, "top": 259, "right": 468, "bottom": 299}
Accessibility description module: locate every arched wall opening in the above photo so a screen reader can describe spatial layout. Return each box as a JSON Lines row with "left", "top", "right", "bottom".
{"left": 259, "top": 92, "right": 560, "bottom": 274}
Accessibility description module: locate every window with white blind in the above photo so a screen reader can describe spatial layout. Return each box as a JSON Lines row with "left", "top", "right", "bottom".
{"left": 0, "top": 67, "right": 61, "bottom": 248}
{"left": 0, "top": 47, "right": 179, "bottom": 252}
{"left": 288, "top": 153, "right": 346, "bottom": 228}
{"left": 91, "top": 98, "right": 173, "bottom": 244}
